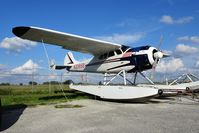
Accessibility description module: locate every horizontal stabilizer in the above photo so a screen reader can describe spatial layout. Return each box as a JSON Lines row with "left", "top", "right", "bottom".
{"left": 49, "top": 60, "right": 70, "bottom": 70}
{"left": 54, "top": 65, "right": 68, "bottom": 70}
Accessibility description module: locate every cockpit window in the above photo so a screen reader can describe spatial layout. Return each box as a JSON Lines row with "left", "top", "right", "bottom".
{"left": 99, "top": 53, "right": 107, "bottom": 60}
{"left": 99, "top": 55, "right": 103, "bottom": 60}
{"left": 115, "top": 49, "right": 122, "bottom": 55}
{"left": 121, "top": 46, "right": 129, "bottom": 52}
{"left": 99, "top": 49, "right": 124, "bottom": 60}
{"left": 108, "top": 51, "right": 115, "bottom": 57}
{"left": 126, "top": 48, "right": 132, "bottom": 52}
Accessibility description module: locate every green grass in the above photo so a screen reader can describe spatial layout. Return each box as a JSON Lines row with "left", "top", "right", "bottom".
{"left": 0, "top": 85, "right": 92, "bottom": 107}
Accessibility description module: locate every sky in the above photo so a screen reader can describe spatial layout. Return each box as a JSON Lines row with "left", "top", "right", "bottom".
{"left": 0, "top": 0, "right": 199, "bottom": 83}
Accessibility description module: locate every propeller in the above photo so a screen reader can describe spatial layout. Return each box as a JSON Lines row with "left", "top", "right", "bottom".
{"left": 152, "top": 37, "right": 163, "bottom": 69}
{"left": 151, "top": 36, "right": 169, "bottom": 80}
{"left": 157, "top": 35, "right": 163, "bottom": 50}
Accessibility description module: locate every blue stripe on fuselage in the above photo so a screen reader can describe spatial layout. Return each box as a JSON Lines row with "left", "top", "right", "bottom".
{"left": 131, "top": 45, "right": 150, "bottom": 52}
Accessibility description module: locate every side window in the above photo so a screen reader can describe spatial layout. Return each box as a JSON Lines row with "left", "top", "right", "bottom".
{"left": 108, "top": 51, "right": 115, "bottom": 57}
{"left": 99, "top": 53, "right": 108, "bottom": 60}
{"left": 103, "top": 53, "right": 108, "bottom": 59}
{"left": 99, "top": 55, "right": 103, "bottom": 60}
{"left": 115, "top": 49, "right": 122, "bottom": 55}
{"left": 99, "top": 51, "right": 116, "bottom": 60}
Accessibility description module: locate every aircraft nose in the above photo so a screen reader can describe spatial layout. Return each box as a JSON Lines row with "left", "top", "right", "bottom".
{"left": 154, "top": 51, "right": 163, "bottom": 59}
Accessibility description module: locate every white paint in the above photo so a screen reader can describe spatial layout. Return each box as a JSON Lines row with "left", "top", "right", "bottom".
{"left": 70, "top": 84, "right": 158, "bottom": 100}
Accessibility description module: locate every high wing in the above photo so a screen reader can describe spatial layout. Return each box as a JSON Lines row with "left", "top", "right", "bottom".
{"left": 12, "top": 26, "right": 122, "bottom": 55}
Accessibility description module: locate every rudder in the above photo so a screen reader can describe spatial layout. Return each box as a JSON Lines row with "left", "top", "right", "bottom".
{"left": 64, "top": 52, "right": 77, "bottom": 66}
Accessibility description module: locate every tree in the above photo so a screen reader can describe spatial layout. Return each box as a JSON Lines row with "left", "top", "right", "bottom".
{"left": 28, "top": 81, "right": 37, "bottom": 85}
{"left": 43, "top": 81, "right": 49, "bottom": 85}
{"left": 0, "top": 83, "right": 10, "bottom": 86}
{"left": 42, "top": 81, "right": 59, "bottom": 85}
{"left": 63, "top": 80, "right": 73, "bottom": 85}
{"left": 50, "top": 81, "right": 59, "bottom": 85}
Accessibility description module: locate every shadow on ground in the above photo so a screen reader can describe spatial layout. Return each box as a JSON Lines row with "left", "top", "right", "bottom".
{"left": 100, "top": 96, "right": 176, "bottom": 104}
{"left": 0, "top": 104, "right": 27, "bottom": 132}
{"left": 39, "top": 90, "right": 94, "bottom": 101}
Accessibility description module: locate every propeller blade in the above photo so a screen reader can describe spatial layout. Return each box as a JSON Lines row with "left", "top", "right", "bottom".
{"left": 150, "top": 68, "right": 155, "bottom": 80}
{"left": 157, "top": 35, "right": 164, "bottom": 50}
{"left": 152, "top": 58, "right": 158, "bottom": 69}
{"left": 150, "top": 35, "right": 170, "bottom": 81}
{"left": 162, "top": 52, "right": 170, "bottom": 58}
{"left": 150, "top": 58, "right": 158, "bottom": 80}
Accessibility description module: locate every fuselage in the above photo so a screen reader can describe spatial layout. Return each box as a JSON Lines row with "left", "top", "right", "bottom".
{"left": 68, "top": 45, "right": 158, "bottom": 73}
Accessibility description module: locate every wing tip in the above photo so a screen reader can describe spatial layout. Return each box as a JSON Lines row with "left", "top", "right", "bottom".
{"left": 12, "top": 26, "right": 30, "bottom": 37}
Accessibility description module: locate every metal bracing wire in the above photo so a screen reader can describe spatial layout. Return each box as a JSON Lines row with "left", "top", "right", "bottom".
{"left": 41, "top": 39, "right": 67, "bottom": 100}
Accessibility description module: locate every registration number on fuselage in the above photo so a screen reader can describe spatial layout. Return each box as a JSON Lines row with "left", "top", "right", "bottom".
{"left": 73, "top": 63, "right": 85, "bottom": 70}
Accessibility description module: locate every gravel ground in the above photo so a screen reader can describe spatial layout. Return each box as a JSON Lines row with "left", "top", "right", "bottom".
{"left": 1, "top": 97, "right": 199, "bottom": 133}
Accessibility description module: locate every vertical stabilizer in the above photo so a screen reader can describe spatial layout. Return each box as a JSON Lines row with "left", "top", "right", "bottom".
{"left": 64, "top": 52, "right": 78, "bottom": 66}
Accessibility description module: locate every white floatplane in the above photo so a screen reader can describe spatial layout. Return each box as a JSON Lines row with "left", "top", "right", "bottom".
{"left": 139, "top": 73, "right": 199, "bottom": 96}
{"left": 13, "top": 26, "right": 197, "bottom": 100}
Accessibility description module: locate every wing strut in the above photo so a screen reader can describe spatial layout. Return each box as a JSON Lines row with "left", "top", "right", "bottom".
{"left": 41, "top": 40, "right": 68, "bottom": 99}
{"left": 42, "top": 39, "right": 51, "bottom": 68}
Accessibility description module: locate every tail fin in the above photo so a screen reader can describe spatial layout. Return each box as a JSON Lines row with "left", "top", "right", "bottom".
{"left": 49, "top": 52, "right": 77, "bottom": 70}
{"left": 64, "top": 52, "right": 78, "bottom": 66}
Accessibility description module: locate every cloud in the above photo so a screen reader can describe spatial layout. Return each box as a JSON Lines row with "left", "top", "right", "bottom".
{"left": 156, "top": 58, "right": 184, "bottom": 73}
{"left": 48, "top": 73, "right": 58, "bottom": 80}
{"left": 116, "top": 19, "right": 134, "bottom": 27}
{"left": 0, "top": 37, "right": 37, "bottom": 53}
{"left": 193, "top": 58, "right": 199, "bottom": 68}
{"left": 177, "top": 36, "right": 199, "bottom": 44}
{"left": 195, "top": 60, "right": 199, "bottom": 68}
{"left": 190, "top": 36, "right": 199, "bottom": 44}
{"left": 177, "top": 36, "right": 189, "bottom": 42}
{"left": 175, "top": 44, "right": 198, "bottom": 55}
{"left": 160, "top": 15, "right": 193, "bottom": 24}
{"left": 96, "top": 33, "right": 144, "bottom": 44}
{"left": 0, "top": 64, "right": 5, "bottom": 71}
{"left": 11, "top": 59, "right": 40, "bottom": 74}
{"left": 175, "top": 16, "right": 194, "bottom": 24}
{"left": 160, "top": 15, "right": 173, "bottom": 24}
{"left": 163, "top": 50, "right": 173, "bottom": 55}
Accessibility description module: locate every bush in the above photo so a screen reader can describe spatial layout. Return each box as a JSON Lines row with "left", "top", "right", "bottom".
{"left": 28, "top": 81, "right": 37, "bottom": 85}
{"left": 63, "top": 80, "right": 73, "bottom": 85}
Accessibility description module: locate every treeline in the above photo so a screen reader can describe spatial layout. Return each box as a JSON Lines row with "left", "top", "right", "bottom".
{"left": 0, "top": 83, "right": 10, "bottom": 86}
{"left": 42, "top": 80, "right": 73, "bottom": 85}
{"left": 0, "top": 80, "right": 74, "bottom": 86}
